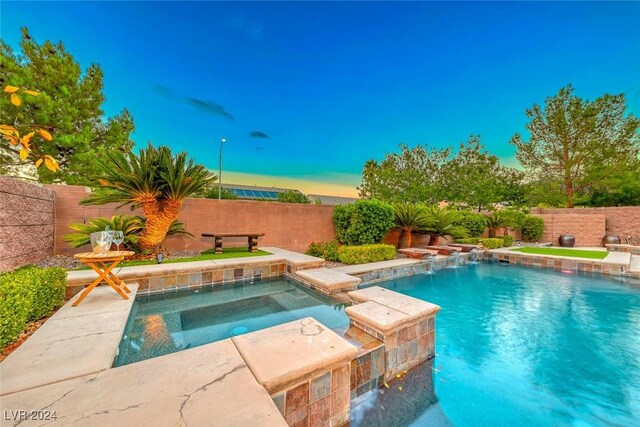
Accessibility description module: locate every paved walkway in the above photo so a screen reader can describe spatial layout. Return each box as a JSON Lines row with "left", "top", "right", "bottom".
{"left": 1, "top": 284, "right": 138, "bottom": 396}
{"left": 0, "top": 340, "right": 286, "bottom": 427}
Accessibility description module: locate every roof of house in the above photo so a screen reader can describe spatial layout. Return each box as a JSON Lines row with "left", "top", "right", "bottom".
{"left": 307, "top": 194, "right": 358, "bottom": 205}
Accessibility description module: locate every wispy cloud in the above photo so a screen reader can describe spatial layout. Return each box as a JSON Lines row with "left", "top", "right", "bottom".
{"left": 249, "top": 131, "right": 270, "bottom": 139}
{"left": 154, "top": 85, "right": 234, "bottom": 121}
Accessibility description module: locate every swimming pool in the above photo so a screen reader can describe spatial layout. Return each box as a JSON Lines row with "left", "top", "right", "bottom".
{"left": 114, "top": 277, "right": 349, "bottom": 366}
{"left": 352, "top": 262, "right": 640, "bottom": 426}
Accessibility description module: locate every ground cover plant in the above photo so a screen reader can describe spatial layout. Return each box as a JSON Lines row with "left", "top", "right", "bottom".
{"left": 510, "top": 247, "right": 608, "bottom": 260}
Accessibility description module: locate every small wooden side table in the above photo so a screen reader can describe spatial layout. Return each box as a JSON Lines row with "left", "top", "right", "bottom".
{"left": 72, "top": 250, "right": 135, "bottom": 307}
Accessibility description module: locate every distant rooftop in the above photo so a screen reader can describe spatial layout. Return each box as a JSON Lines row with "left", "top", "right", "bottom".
{"left": 307, "top": 194, "right": 358, "bottom": 205}
{"left": 220, "top": 183, "right": 303, "bottom": 200}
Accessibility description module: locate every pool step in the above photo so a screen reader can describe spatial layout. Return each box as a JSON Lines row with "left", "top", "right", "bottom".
{"left": 294, "top": 267, "right": 361, "bottom": 294}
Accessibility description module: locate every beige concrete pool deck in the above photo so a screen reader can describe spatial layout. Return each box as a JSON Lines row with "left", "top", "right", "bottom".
{"left": 0, "top": 284, "right": 139, "bottom": 396}
{"left": 0, "top": 339, "right": 287, "bottom": 427}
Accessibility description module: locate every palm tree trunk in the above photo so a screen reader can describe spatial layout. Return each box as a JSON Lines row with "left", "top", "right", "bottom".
{"left": 138, "top": 198, "right": 183, "bottom": 251}
{"left": 399, "top": 229, "right": 412, "bottom": 248}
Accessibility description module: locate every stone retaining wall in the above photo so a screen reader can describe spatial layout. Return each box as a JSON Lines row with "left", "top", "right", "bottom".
{"left": 0, "top": 176, "right": 55, "bottom": 271}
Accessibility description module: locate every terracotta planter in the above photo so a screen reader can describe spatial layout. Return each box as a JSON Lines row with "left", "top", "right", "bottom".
{"left": 558, "top": 234, "right": 575, "bottom": 247}
{"left": 602, "top": 235, "right": 621, "bottom": 246}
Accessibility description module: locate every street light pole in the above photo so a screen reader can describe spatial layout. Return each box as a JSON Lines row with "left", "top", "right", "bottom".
{"left": 218, "top": 137, "right": 226, "bottom": 200}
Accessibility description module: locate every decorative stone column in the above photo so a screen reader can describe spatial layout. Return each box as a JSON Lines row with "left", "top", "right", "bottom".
{"left": 345, "top": 286, "right": 440, "bottom": 381}
{"left": 233, "top": 317, "right": 357, "bottom": 427}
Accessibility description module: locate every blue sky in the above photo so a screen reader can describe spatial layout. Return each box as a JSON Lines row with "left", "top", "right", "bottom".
{"left": 2, "top": 1, "right": 639, "bottom": 196}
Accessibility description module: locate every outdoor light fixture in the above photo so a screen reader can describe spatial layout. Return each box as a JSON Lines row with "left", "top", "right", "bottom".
{"left": 218, "top": 137, "right": 226, "bottom": 200}
{"left": 156, "top": 253, "right": 165, "bottom": 264}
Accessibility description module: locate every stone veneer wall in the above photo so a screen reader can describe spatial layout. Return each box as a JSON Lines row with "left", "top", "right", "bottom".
{"left": 0, "top": 176, "right": 55, "bottom": 271}
{"left": 352, "top": 252, "right": 476, "bottom": 285}
{"left": 486, "top": 252, "right": 637, "bottom": 278}
{"left": 66, "top": 260, "right": 286, "bottom": 299}
{"left": 270, "top": 362, "right": 351, "bottom": 427}
{"left": 46, "top": 185, "right": 336, "bottom": 255}
{"left": 350, "top": 316, "right": 436, "bottom": 382}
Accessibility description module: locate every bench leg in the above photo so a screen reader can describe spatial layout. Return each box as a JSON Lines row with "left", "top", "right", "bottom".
{"left": 215, "top": 237, "right": 223, "bottom": 254}
{"left": 248, "top": 236, "right": 258, "bottom": 252}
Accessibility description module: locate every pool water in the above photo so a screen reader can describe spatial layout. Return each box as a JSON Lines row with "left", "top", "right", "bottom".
{"left": 114, "top": 277, "right": 349, "bottom": 366}
{"left": 352, "top": 262, "right": 640, "bottom": 427}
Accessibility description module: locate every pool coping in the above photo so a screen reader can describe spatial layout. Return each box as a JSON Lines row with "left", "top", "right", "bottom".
{"left": 0, "top": 284, "right": 139, "bottom": 396}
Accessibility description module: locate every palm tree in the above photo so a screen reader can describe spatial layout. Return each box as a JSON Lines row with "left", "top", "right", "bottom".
{"left": 485, "top": 211, "right": 512, "bottom": 238}
{"left": 393, "top": 203, "right": 429, "bottom": 248}
{"left": 422, "top": 206, "right": 469, "bottom": 245}
{"left": 81, "top": 144, "right": 215, "bottom": 251}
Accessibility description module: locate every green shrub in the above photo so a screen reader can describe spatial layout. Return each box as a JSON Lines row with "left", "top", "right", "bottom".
{"left": 0, "top": 266, "right": 66, "bottom": 348}
{"left": 277, "top": 190, "right": 311, "bottom": 204}
{"left": 337, "top": 244, "right": 397, "bottom": 265}
{"left": 333, "top": 200, "right": 394, "bottom": 245}
{"left": 455, "top": 237, "right": 505, "bottom": 249}
{"left": 501, "top": 235, "right": 514, "bottom": 247}
{"left": 306, "top": 241, "right": 341, "bottom": 262}
{"left": 455, "top": 211, "right": 488, "bottom": 237}
{"left": 521, "top": 215, "right": 544, "bottom": 242}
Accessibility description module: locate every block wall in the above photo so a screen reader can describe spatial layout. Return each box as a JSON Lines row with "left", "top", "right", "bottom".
{"left": 0, "top": 176, "right": 55, "bottom": 271}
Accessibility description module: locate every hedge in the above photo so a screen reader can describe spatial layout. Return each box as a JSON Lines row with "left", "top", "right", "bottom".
{"left": 521, "top": 215, "right": 544, "bottom": 242}
{"left": 455, "top": 211, "right": 488, "bottom": 238}
{"left": 455, "top": 237, "right": 505, "bottom": 249}
{"left": 337, "top": 244, "right": 397, "bottom": 265}
{"left": 305, "top": 241, "right": 341, "bottom": 262}
{"left": 0, "top": 266, "right": 66, "bottom": 348}
{"left": 333, "top": 200, "right": 394, "bottom": 246}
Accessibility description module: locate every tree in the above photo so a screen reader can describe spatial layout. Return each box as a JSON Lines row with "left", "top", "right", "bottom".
{"left": 0, "top": 28, "right": 135, "bottom": 184}
{"left": 277, "top": 190, "right": 310, "bottom": 204}
{"left": 358, "top": 144, "right": 451, "bottom": 204}
{"left": 80, "top": 144, "right": 215, "bottom": 251}
{"left": 393, "top": 203, "right": 429, "bottom": 248}
{"left": 202, "top": 187, "right": 238, "bottom": 200}
{"left": 582, "top": 169, "right": 640, "bottom": 207}
{"left": 0, "top": 86, "right": 60, "bottom": 173}
{"left": 444, "top": 136, "right": 525, "bottom": 210}
{"left": 511, "top": 85, "right": 640, "bottom": 208}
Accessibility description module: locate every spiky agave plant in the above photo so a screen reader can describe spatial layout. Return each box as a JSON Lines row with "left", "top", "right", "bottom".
{"left": 63, "top": 215, "right": 192, "bottom": 250}
{"left": 80, "top": 144, "right": 214, "bottom": 251}
{"left": 422, "top": 207, "right": 469, "bottom": 245}
{"left": 393, "top": 203, "right": 429, "bottom": 248}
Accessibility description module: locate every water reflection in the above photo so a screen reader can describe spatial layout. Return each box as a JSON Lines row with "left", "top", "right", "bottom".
{"left": 351, "top": 359, "right": 453, "bottom": 427}
{"left": 377, "top": 264, "right": 640, "bottom": 426}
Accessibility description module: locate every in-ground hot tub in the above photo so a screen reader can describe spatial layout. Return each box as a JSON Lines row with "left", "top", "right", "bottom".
{"left": 114, "top": 277, "right": 350, "bottom": 366}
